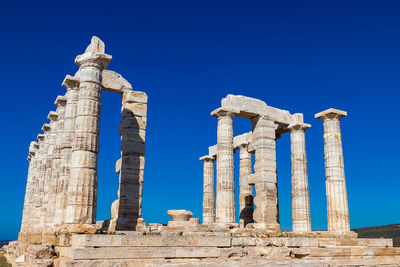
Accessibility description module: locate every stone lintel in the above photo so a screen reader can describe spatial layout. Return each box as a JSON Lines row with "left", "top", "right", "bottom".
{"left": 199, "top": 155, "right": 215, "bottom": 162}
{"left": 288, "top": 123, "right": 311, "bottom": 132}
{"left": 42, "top": 124, "right": 51, "bottom": 132}
{"left": 47, "top": 111, "right": 59, "bottom": 121}
{"left": 54, "top": 95, "right": 67, "bottom": 106}
{"left": 210, "top": 107, "right": 239, "bottom": 118}
{"left": 62, "top": 75, "right": 80, "bottom": 90}
{"left": 233, "top": 132, "right": 252, "bottom": 150}
{"left": 102, "top": 70, "right": 132, "bottom": 94}
{"left": 315, "top": 108, "right": 347, "bottom": 121}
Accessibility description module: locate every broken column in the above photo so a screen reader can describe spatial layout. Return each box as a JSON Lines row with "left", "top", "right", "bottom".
{"left": 315, "top": 108, "right": 350, "bottom": 233}
{"left": 54, "top": 75, "right": 80, "bottom": 226}
{"left": 289, "top": 123, "right": 312, "bottom": 233}
{"left": 238, "top": 144, "right": 254, "bottom": 227}
{"left": 111, "top": 90, "right": 147, "bottom": 230}
{"left": 199, "top": 155, "right": 215, "bottom": 224}
{"left": 250, "top": 115, "right": 280, "bottom": 231}
{"left": 211, "top": 108, "right": 236, "bottom": 224}
{"left": 66, "top": 37, "right": 111, "bottom": 224}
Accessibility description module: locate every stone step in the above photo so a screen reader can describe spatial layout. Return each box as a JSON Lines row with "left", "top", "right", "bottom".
{"left": 59, "top": 246, "right": 221, "bottom": 260}
{"left": 71, "top": 234, "right": 231, "bottom": 247}
{"left": 292, "top": 247, "right": 400, "bottom": 257}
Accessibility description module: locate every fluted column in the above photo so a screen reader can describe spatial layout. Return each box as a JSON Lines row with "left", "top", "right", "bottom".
{"left": 66, "top": 37, "right": 111, "bottom": 224}
{"left": 31, "top": 134, "right": 44, "bottom": 240}
{"left": 316, "top": 108, "right": 350, "bottom": 233}
{"left": 250, "top": 115, "right": 280, "bottom": 231}
{"left": 200, "top": 155, "right": 215, "bottom": 224}
{"left": 289, "top": 123, "right": 311, "bottom": 233}
{"left": 19, "top": 141, "right": 39, "bottom": 241}
{"left": 54, "top": 76, "right": 80, "bottom": 225}
{"left": 38, "top": 124, "right": 51, "bottom": 232}
{"left": 46, "top": 96, "right": 67, "bottom": 228}
{"left": 238, "top": 145, "right": 253, "bottom": 227}
{"left": 212, "top": 108, "right": 236, "bottom": 224}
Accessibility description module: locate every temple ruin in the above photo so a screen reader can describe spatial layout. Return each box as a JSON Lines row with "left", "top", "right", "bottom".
{"left": 5, "top": 37, "right": 400, "bottom": 266}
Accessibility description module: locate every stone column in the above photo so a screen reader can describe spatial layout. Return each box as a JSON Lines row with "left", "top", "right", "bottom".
{"left": 65, "top": 37, "right": 111, "bottom": 224}
{"left": 43, "top": 111, "right": 59, "bottom": 229}
{"left": 46, "top": 96, "right": 67, "bottom": 228}
{"left": 31, "top": 134, "right": 44, "bottom": 241}
{"left": 19, "top": 141, "right": 39, "bottom": 241}
{"left": 211, "top": 108, "right": 236, "bottom": 224}
{"left": 111, "top": 90, "right": 147, "bottom": 231}
{"left": 54, "top": 76, "right": 80, "bottom": 225}
{"left": 316, "top": 108, "right": 350, "bottom": 233}
{"left": 238, "top": 145, "right": 253, "bottom": 227}
{"left": 38, "top": 124, "right": 51, "bottom": 233}
{"left": 200, "top": 155, "right": 215, "bottom": 224}
{"left": 289, "top": 123, "right": 312, "bottom": 233}
{"left": 250, "top": 115, "right": 280, "bottom": 231}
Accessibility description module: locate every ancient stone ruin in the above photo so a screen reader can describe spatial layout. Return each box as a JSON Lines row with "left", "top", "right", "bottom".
{"left": 5, "top": 37, "right": 400, "bottom": 266}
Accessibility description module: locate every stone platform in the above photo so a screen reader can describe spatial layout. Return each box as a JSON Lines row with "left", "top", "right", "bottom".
{"left": 7, "top": 231, "right": 400, "bottom": 267}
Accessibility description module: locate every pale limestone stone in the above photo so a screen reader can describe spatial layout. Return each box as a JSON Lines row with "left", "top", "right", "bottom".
{"left": 102, "top": 70, "right": 132, "bottom": 93}
{"left": 168, "top": 210, "right": 193, "bottom": 221}
{"left": 66, "top": 36, "right": 112, "bottom": 225}
{"left": 316, "top": 108, "right": 350, "bottom": 234}
{"left": 199, "top": 155, "right": 215, "bottom": 224}
{"left": 54, "top": 75, "right": 80, "bottom": 226}
{"left": 250, "top": 115, "right": 280, "bottom": 232}
{"left": 237, "top": 144, "right": 253, "bottom": 228}
{"left": 289, "top": 123, "right": 312, "bottom": 233}
{"left": 212, "top": 108, "right": 236, "bottom": 224}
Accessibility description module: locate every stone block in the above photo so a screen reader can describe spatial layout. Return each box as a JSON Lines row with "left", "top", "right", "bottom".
{"left": 122, "top": 91, "right": 148, "bottom": 104}
{"left": 122, "top": 103, "right": 147, "bottom": 117}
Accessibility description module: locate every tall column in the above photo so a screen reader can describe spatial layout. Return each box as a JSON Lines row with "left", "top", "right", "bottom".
{"left": 112, "top": 90, "right": 148, "bottom": 230}
{"left": 66, "top": 36, "right": 111, "bottom": 224}
{"left": 212, "top": 108, "right": 236, "bottom": 224}
{"left": 32, "top": 134, "right": 44, "bottom": 241}
{"left": 46, "top": 96, "right": 67, "bottom": 229}
{"left": 19, "top": 141, "right": 39, "bottom": 241}
{"left": 315, "top": 108, "right": 350, "bottom": 233}
{"left": 200, "top": 155, "right": 215, "bottom": 224}
{"left": 43, "top": 111, "right": 59, "bottom": 229}
{"left": 250, "top": 115, "right": 280, "bottom": 231}
{"left": 238, "top": 145, "right": 253, "bottom": 227}
{"left": 289, "top": 123, "right": 312, "bottom": 233}
{"left": 54, "top": 75, "right": 80, "bottom": 225}
{"left": 38, "top": 124, "right": 51, "bottom": 233}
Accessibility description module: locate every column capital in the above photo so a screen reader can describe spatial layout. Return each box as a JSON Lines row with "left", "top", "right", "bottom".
{"left": 37, "top": 134, "right": 45, "bottom": 141}
{"left": 62, "top": 75, "right": 80, "bottom": 90}
{"left": 47, "top": 111, "right": 59, "bottom": 121}
{"left": 54, "top": 95, "right": 67, "bottom": 107}
{"left": 42, "top": 124, "right": 51, "bottom": 133}
{"left": 288, "top": 123, "right": 311, "bottom": 132}
{"left": 315, "top": 108, "right": 347, "bottom": 121}
{"left": 211, "top": 107, "right": 238, "bottom": 118}
{"left": 199, "top": 155, "right": 215, "bottom": 162}
{"left": 75, "top": 37, "right": 112, "bottom": 69}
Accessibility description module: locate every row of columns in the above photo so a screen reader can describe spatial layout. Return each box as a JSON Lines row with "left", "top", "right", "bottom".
{"left": 201, "top": 108, "right": 350, "bottom": 234}
{"left": 19, "top": 37, "right": 148, "bottom": 242}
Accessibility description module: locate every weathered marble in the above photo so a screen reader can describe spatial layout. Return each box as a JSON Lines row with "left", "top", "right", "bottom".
{"left": 212, "top": 108, "right": 236, "bottom": 224}
{"left": 237, "top": 144, "right": 253, "bottom": 227}
{"left": 249, "top": 115, "right": 280, "bottom": 231}
{"left": 316, "top": 108, "right": 350, "bottom": 233}
{"left": 54, "top": 75, "right": 80, "bottom": 226}
{"left": 200, "top": 155, "right": 215, "bottom": 224}
{"left": 66, "top": 36, "right": 111, "bottom": 224}
{"left": 289, "top": 123, "right": 311, "bottom": 233}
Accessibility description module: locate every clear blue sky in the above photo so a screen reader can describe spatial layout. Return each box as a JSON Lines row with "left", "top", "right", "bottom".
{"left": 0, "top": 1, "right": 399, "bottom": 240}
